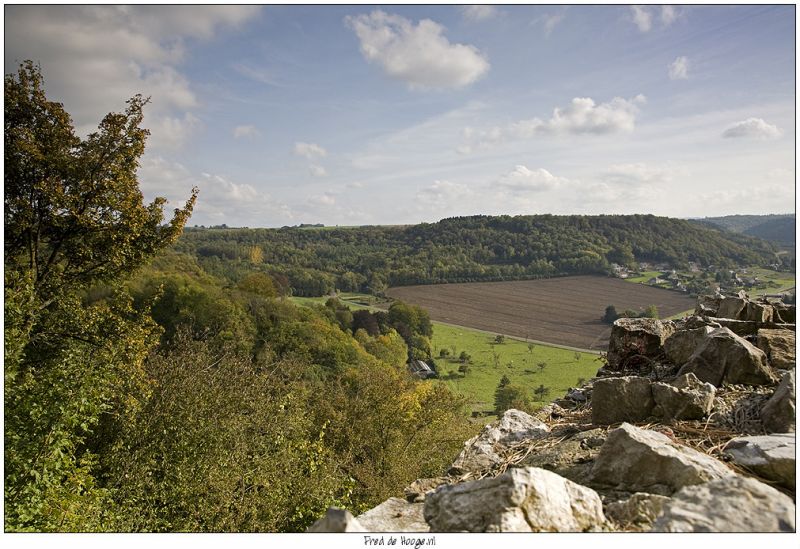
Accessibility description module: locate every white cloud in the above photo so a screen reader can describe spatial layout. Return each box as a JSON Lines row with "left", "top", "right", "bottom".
{"left": 309, "top": 165, "right": 328, "bottom": 177}
{"left": 630, "top": 6, "right": 652, "bottom": 32}
{"left": 233, "top": 125, "right": 260, "bottom": 139}
{"left": 309, "top": 193, "right": 337, "bottom": 207}
{"left": 4, "top": 5, "right": 259, "bottom": 151}
{"left": 600, "top": 163, "right": 674, "bottom": 185}
{"left": 722, "top": 118, "right": 783, "bottom": 139}
{"left": 294, "top": 142, "right": 328, "bottom": 159}
{"left": 543, "top": 13, "right": 566, "bottom": 36}
{"left": 137, "top": 155, "right": 294, "bottom": 226}
{"left": 497, "top": 166, "right": 569, "bottom": 192}
{"left": 146, "top": 112, "right": 202, "bottom": 150}
{"left": 416, "top": 180, "right": 473, "bottom": 207}
{"left": 462, "top": 95, "right": 645, "bottom": 151}
{"left": 668, "top": 56, "right": 689, "bottom": 80}
{"left": 661, "top": 6, "right": 678, "bottom": 25}
{"left": 460, "top": 6, "right": 498, "bottom": 22}
{"left": 345, "top": 10, "right": 490, "bottom": 90}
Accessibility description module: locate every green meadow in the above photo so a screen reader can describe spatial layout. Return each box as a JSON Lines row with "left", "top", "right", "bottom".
{"left": 429, "top": 322, "right": 601, "bottom": 418}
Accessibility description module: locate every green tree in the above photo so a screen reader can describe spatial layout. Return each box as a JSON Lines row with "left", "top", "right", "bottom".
{"left": 602, "top": 305, "right": 619, "bottom": 324}
{"left": 534, "top": 384, "right": 551, "bottom": 402}
{"left": 642, "top": 304, "right": 659, "bottom": 319}
{"left": 494, "top": 381, "right": 531, "bottom": 415}
{"left": 4, "top": 62, "right": 196, "bottom": 531}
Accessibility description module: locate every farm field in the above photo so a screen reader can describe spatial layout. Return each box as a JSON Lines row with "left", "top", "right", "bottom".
{"left": 386, "top": 275, "right": 696, "bottom": 351}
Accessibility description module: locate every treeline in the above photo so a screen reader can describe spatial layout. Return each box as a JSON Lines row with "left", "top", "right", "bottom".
{"left": 693, "top": 214, "right": 796, "bottom": 251}
{"left": 174, "top": 214, "right": 778, "bottom": 296}
{"left": 4, "top": 63, "right": 472, "bottom": 532}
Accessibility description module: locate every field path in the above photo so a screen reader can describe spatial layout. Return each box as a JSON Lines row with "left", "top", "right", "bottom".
{"left": 386, "top": 275, "right": 696, "bottom": 351}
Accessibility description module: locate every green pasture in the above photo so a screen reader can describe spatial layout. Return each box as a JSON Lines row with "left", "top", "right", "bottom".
{"left": 429, "top": 323, "right": 601, "bottom": 418}
{"left": 624, "top": 271, "right": 663, "bottom": 284}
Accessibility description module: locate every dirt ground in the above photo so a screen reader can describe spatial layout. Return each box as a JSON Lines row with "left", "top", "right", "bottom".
{"left": 386, "top": 275, "right": 696, "bottom": 351}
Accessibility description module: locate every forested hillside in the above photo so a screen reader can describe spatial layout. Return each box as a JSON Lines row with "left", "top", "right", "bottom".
{"left": 175, "top": 214, "right": 779, "bottom": 295}
{"left": 693, "top": 214, "right": 795, "bottom": 250}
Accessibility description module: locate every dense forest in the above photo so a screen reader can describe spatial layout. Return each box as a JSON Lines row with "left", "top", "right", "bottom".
{"left": 693, "top": 214, "right": 796, "bottom": 250}
{"left": 4, "top": 63, "right": 473, "bottom": 532}
{"left": 175, "top": 214, "right": 780, "bottom": 296}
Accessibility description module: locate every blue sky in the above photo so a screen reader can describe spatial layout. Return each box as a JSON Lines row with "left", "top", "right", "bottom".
{"left": 5, "top": 4, "right": 796, "bottom": 227}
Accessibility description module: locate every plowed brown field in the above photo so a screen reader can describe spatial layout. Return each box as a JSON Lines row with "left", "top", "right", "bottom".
{"left": 386, "top": 275, "right": 695, "bottom": 351}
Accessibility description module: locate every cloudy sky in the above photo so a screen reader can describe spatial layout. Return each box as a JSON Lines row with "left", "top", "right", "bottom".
{"left": 5, "top": 4, "right": 795, "bottom": 227}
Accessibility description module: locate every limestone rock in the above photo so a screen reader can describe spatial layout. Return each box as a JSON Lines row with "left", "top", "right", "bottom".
{"left": 307, "top": 508, "right": 367, "bottom": 532}
{"left": 651, "top": 476, "right": 795, "bottom": 532}
{"left": 404, "top": 478, "right": 448, "bottom": 503}
{"left": 424, "top": 467, "right": 606, "bottom": 532}
{"left": 591, "top": 376, "right": 654, "bottom": 424}
{"left": 724, "top": 434, "right": 795, "bottom": 490}
{"left": 606, "top": 318, "right": 675, "bottom": 371}
{"left": 652, "top": 373, "right": 715, "bottom": 420}
{"left": 716, "top": 296, "right": 747, "bottom": 320}
{"left": 710, "top": 318, "right": 759, "bottom": 337}
{"left": 356, "top": 498, "right": 428, "bottom": 532}
{"left": 757, "top": 328, "right": 796, "bottom": 370}
{"left": 677, "top": 327, "right": 776, "bottom": 386}
{"left": 695, "top": 295, "right": 721, "bottom": 317}
{"left": 773, "top": 302, "right": 796, "bottom": 324}
{"left": 449, "top": 409, "right": 549, "bottom": 474}
{"left": 605, "top": 493, "right": 670, "bottom": 530}
{"left": 761, "top": 370, "right": 796, "bottom": 433}
{"left": 664, "top": 326, "right": 714, "bottom": 366}
{"left": 744, "top": 301, "right": 774, "bottom": 323}
{"left": 591, "top": 423, "right": 734, "bottom": 495}
{"left": 519, "top": 429, "right": 606, "bottom": 485}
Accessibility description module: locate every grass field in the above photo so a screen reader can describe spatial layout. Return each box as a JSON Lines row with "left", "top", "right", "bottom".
{"left": 624, "top": 271, "right": 663, "bottom": 284}
{"left": 430, "top": 322, "right": 601, "bottom": 418}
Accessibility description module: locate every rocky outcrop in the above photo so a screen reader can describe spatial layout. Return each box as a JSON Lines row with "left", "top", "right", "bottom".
{"left": 449, "top": 409, "right": 549, "bottom": 474}
{"left": 606, "top": 318, "right": 675, "bottom": 371}
{"left": 519, "top": 428, "right": 606, "bottom": 485}
{"left": 761, "top": 370, "right": 796, "bottom": 433}
{"left": 651, "top": 476, "right": 795, "bottom": 532}
{"left": 651, "top": 373, "right": 715, "bottom": 420}
{"left": 590, "top": 423, "right": 734, "bottom": 495}
{"left": 757, "top": 328, "right": 796, "bottom": 370}
{"left": 723, "top": 434, "right": 795, "bottom": 490}
{"left": 605, "top": 493, "right": 670, "bottom": 530}
{"left": 356, "top": 498, "right": 428, "bottom": 532}
{"left": 404, "top": 478, "right": 448, "bottom": 503}
{"left": 591, "top": 377, "right": 654, "bottom": 424}
{"left": 424, "top": 467, "right": 606, "bottom": 532}
{"left": 663, "top": 326, "right": 714, "bottom": 366}
{"left": 677, "top": 327, "right": 776, "bottom": 386}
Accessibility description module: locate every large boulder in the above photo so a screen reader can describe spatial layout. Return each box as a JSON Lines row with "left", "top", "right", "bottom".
{"left": 773, "top": 302, "right": 796, "bottom": 324}
{"left": 677, "top": 327, "right": 777, "bottom": 386}
{"left": 424, "top": 467, "right": 606, "bottom": 532}
{"left": 663, "top": 326, "right": 714, "bottom": 366}
{"left": 757, "top": 328, "right": 796, "bottom": 370}
{"left": 724, "top": 434, "right": 795, "bottom": 491}
{"left": 695, "top": 295, "right": 721, "bottom": 317}
{"left": 744, "top": 301, "right": 774, "bottom": 323}
{"left": 591, "top": 376, "right": 654, "bottom": 424}
{"left": 590, "top": 423, "right": 734, "bottom": 495}
{"left": 449, "top": 409, "right": 549, "bottom": 474}
{"left": 716, "top": 296, "right": 747, "bottom": 320}
{"left": 651, "top": 476, "right": 795, "bottom": 532}
{"left": 761, "top": 370, "right": 796, "bottom": 433}
{"left": 606, "top": 318, "right": 675, "bottom": 371}
{"left": 307, "top": 508, "right": 367, "bottom": 532}
{"left": 651, "top": 373, "right": 715, "bottom": 420}
{"left": 356, "top": 498, "right": 428, "bottom": 532}
{"left": 710, "top": 319, "right": 759, "bottom": 337}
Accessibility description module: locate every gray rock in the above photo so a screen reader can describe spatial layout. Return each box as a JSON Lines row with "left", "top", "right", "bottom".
{"left": 519, "top": 429, "right": 607, "bottom": 485}
{"left": 307, "top": 508, "right": 367, "bottom": 532}
{"left": 606, "top": 318, "right": 675, "bottom": 371}
{"left": 695, "top": 295, "right": 721, "bottom": 317}
{"left": 773, "top": 302, "right": 796, "bottom": 324}
{"left": 652, "top": 373, "right": 715, "bottom": 420}
{"left": 678, "top": 327, "right": 776, "bottom": 386}
{"left": 591, "top": 376, "right": 655, "bottom": 424}
{"left": 424, "top": 466, "right": 606, "bottom": 532}
{"left": 724, "top": 434, "right": 795, "bottom": 490}
{"left": 356, "top": 498, "right": 428, "bottom": 532}
{"left": 591, "top": 423, "right": 734, "bottom": 495}
{"left": 651, "top": 476, "right": 795, "bottom": 532}
{"left": 404, "top": 478, "right": 448, "bottom": 503}
{"left": 449, "top": 409, "right": 549, "bottom": 474}
{"left": 761, "top": 370, "right": 796, "bottom": 433}
{"left": 605, "top": 493, "right": 671, "bottom": 529}
{"left": 744, "top": 301, "right": 774, "bottom": 323}
{"left": 712, "top": 318, "right": 760, "bottom": 337}
{"left": 716, "top": 296, "right": 747, "bottom": 320}
{"left": 664, "top": 326, "right": 714, "bottom": 366}
{"left": 757, "top": 328, "right": 796, "bottom": 370}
